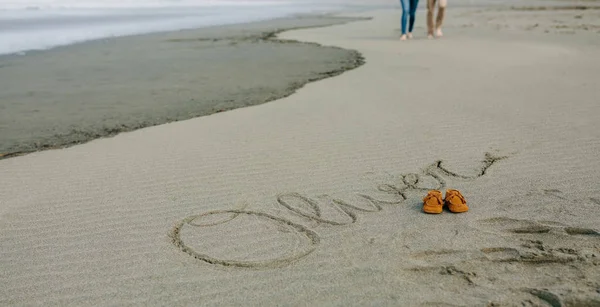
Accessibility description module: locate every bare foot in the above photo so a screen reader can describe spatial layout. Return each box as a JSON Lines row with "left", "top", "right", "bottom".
{"left": 407, "top": 33, "right": 413, "bottom": 39}
{"left": 427, "top": 33, "right": 434, "bottom": 39}
{"left": 400, "top": 34, "right": 407, "bottom": 41}
{"left": 435, "top": 28, "right": 443, "bottom": 37}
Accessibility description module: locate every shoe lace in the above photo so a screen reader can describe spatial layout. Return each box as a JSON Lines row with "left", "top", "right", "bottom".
{"left": 447, "top": 191, "right": 466, "bottom": 204}
{"left": 424, "top": 194, "right": 442, "bottom": 205}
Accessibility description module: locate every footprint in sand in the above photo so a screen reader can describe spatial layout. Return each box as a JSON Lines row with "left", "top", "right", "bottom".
{"left": 474, "top": 216, "right": 600, "bottom": 265}
{"left": 479, "top": 247, "right": 521, "bottom": 262}
{"left": 475, "top": 216, "right": 600, "bottom": 237}
{"left": 403, "top": 216, "right": 600, "bottom": 306}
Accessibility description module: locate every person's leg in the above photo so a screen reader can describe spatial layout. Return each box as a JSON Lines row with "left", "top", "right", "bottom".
{"left": 400, "top": 0, "right": 409, "bottom": 39}
{"left": 427, "top": 0, "right": 436, "bottom": 38}
{"left": 435, "top": 0, "right": 446, "bottom": 37}
{"left": 408, "top": 0, "right": 419, "bottom": 36}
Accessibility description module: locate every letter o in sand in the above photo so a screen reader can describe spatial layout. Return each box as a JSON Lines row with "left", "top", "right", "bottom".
{"left": 172, "top": 210, "right": 320, "bottom": 269}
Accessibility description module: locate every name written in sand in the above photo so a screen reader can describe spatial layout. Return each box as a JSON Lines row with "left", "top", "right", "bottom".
{"left": 171, "top": 153, "right": 506, "bottom": 269}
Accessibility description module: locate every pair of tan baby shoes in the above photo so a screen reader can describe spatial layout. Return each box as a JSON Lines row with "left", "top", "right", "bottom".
{"left": 423, "top": 189, "right": 468, "bottom": 214}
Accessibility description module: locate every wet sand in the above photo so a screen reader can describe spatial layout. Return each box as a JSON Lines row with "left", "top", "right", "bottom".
{"left": 0, "top": 15, "right": 366, "bottom": 158}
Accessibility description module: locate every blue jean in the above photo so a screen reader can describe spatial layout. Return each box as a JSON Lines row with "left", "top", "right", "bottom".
{"left": 400, "top": 0, "right": 420, "bottom": 34}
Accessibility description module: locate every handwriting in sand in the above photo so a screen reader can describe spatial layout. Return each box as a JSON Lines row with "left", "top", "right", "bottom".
{"left": 171, "top": 153, "right": 506, "bottom": 269}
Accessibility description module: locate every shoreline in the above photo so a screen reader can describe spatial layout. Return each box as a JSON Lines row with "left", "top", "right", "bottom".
{"left": 0, "top": 15, "right": 368, "bottom": 160}
{"left": 3, "top": 1, "right": 597, "bottom": 161}
{"left": 0, "top": 3, "right": 391, "bottom": 57}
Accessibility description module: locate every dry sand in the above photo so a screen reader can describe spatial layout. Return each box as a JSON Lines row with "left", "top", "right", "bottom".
{"left": 1, "top": 2, "right": 600, "bottom": 306}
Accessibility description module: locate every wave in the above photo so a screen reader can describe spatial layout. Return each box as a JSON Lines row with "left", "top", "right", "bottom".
{"left": 0, "top": 0, "right": 387, "bottom": 55}
{"left": 0, "top": 0, "right": 294, "bottom": 10}
{"left": 0, "top": 2, "right": 346, "bottom": 55}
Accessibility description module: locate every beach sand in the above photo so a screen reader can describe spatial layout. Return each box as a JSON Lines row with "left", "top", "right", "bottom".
{"left": 0, "top": 16, "right": 365, "bottom": 157}
{"left": 1, "top": 2, "right": 600, "bottom": 306}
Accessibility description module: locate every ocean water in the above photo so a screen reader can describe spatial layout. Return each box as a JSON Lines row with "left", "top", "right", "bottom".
{"left": 0, "top": 0, "right": 389, "bottom": 55}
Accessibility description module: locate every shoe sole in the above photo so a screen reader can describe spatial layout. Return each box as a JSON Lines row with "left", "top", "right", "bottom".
{"left": 423, "top": 205, "right": 443, "bottom": 214}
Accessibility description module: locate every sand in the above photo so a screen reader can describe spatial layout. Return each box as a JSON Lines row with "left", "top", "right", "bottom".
{"left": 1, "top": 1, "right": 600, "bottom": 306}
{"left": 0, "top": 16, "right": 365, "bottom": 157}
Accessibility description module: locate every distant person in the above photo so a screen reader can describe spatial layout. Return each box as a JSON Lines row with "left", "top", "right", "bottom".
{"left": 427, "top": 0, "right": 446, "bottom": 38}
{"left": 399, "top": 0, "right": 419, "bottom": 41}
